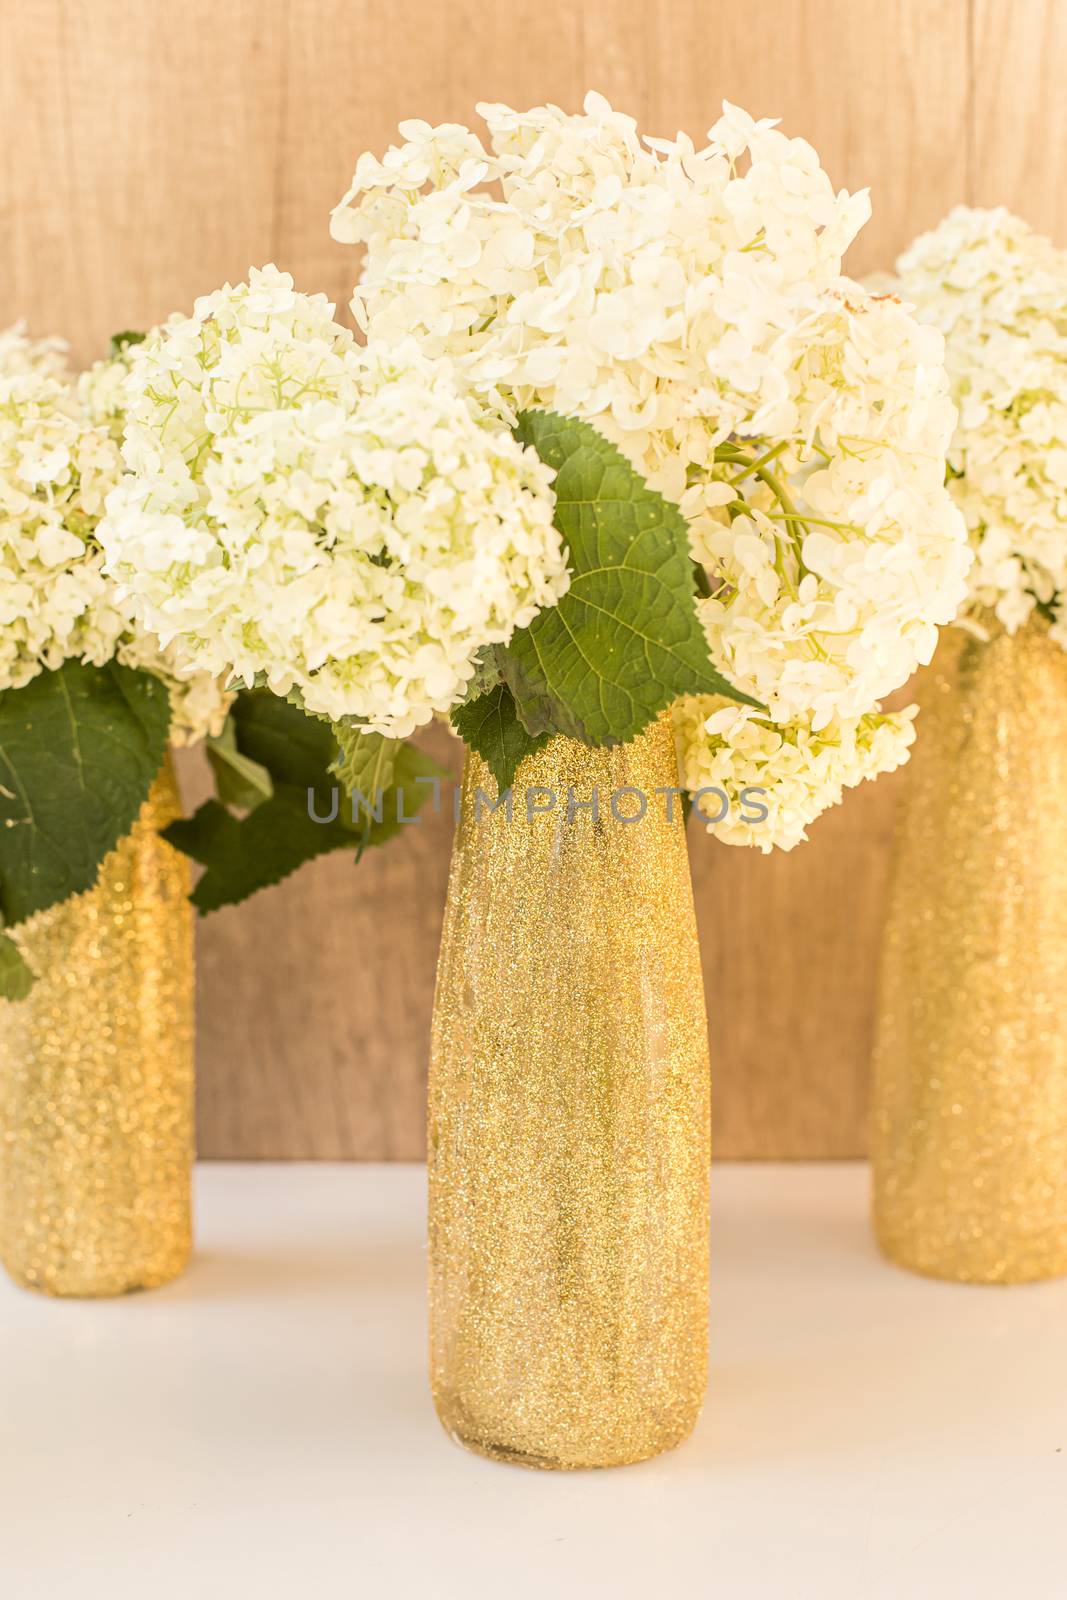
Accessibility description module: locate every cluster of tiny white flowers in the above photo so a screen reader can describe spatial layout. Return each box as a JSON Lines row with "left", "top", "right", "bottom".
{"left": 333, "top": 93, "right": 970, "bottom": 848}
{"left": 0, "top": 322, "right": 70, "bottom": 382}
{"left": 691, "top": 294, "right": 968, "bottom": 726}
{"left": 99, "top": 267, "right": 568, "bottom": 736}
{"left": 673, "top": 697, "right": 916, "bottom": 852}
{"left": 896, "top": 206, "right": 1067, "bottom": 641}
{"left": 0, "top": 327, "right": 229, "bottom": 743}
{"left": 78, "top": 339, "right": 142, "bottom": 444}
{"left": 0, "top": 360, "right": 125, "bottom": 688}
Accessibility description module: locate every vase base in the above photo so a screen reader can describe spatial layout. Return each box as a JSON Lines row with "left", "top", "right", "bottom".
{"left": 436, "top": 1402, "right": 700, "bottom": 1471}
{"left": 2, "top": 1251, "right": 190, "bottom": 1299}
{"left": 875, "top": 1231, "right": 1067, "bottom": 1286}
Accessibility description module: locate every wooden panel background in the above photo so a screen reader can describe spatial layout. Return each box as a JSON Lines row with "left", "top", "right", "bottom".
{"left": 2, "top": 0, "right": 1063, "bottom": 1157}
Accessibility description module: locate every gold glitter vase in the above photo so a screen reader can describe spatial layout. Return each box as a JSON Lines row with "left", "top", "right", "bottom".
{"left": 0, "top": 757, "right": 194, "bottom": 1297}
{"left": 429, "top": 716, "right": 711, "bottom": 1468}
{"left": 872, "top": 619, "right": 1067, "bottom": 1283}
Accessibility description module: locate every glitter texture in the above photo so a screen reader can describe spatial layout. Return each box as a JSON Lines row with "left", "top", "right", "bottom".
{"left": 0, "top": 758, "right": 194, "bottom": 1296}
{"left": 872, "top": 619, "right": 1067, "bottom": 1283}
{"left": 428, "top": 716, "right": 711, "bottom": 1468}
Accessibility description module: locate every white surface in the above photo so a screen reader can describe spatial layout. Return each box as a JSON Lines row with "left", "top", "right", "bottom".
{"left": 2, "top": 1162, "right": 1065, "bottom": 1599}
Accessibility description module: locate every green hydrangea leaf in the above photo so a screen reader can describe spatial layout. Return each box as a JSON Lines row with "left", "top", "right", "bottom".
{"left": 166, "top": 697, "right": 449, "bottom": 913}
{"left": 0, "top": 933, "right": 35, "bottom": 1001}
{"left": 330, "top": 727, "right": 400, "bottom": 822}
{"left": 503, "top": 410, "right": 759, "bottom": 744}
{"left": 456, "top": 647, "right": 504, "bottom": 704}
{"left": 0, "top": 660, "right": 170, "bottom": 926}
{"left": 351, "top": 740, "right": 451, "bottom": 849}
{"left": 108, "top": 329, "right": 146, "bottom": 356}
{"left": 224, "top": 688, "right": 337, "bottom": 780}
{"left": 163, "top": 798, "right": 237, "bottom": 869}
{"left": 166, "top": 796, "right": 350, "bottom": 913}
{"left": 451, "top": 680, "right": 550, "bottom": 792}
{"left": 206, "top": 717, "right": 273, "bottom": 812}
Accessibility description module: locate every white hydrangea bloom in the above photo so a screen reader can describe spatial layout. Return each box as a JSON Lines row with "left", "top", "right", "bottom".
{"left": 100, "top": 266, "right": 568, "bottom": 736}
{"left": 0, "top": 366, "right": 125, "bottom": 687}
{"left": 333, "top": 93, "right": 969, "bottom": 843}
{"left": 896, "top": 206, "right": 1067, "bottom": 641}
{"left": 0, "top": 337, "right": 229, "bottom": 744}
{"left": 691, "top": 292, "right": 967, "bottom": 728}
{"left": 0, "top": 321, "right": 70, "bottom": 382}
{"left": 673, "top": 697, "right": 916, "bottom": 852}
{"left": 79, "top": 344, "right": 139, "bottom": 444}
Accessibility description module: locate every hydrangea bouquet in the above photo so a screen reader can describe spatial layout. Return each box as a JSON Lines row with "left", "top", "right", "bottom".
{"left": 329, "top": 94, "right": 971, "bottom": 849}
{"left": 895, "top": 205, "right": 1067, "bottom": 640}
{"left": 97, "top": 262, "right": 753, "bottom": 903}
{"left": 0, "top": 326, "right": 230, "bottom": 997}
{"left": 96, "top": 96, "right": 972, "bottom": 912}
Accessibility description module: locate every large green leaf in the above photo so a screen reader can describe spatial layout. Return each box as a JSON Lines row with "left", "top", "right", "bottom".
{"left": 0, "top": 660, "right": 170, "bottom": 925}
{"left": 502, "top": 410, "right": 757, "bottom": 745}
{"left": 166, "top": 693, "right": 449, "bottom": 913}
{"left": 451, "top": 680, "right": 550, "bottom": 793}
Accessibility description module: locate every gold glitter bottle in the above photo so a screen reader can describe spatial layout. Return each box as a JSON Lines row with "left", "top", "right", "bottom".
{"left": 0, "top": 757, "right": 195, "bottom": 1297}
{"left": 429, "top": 715, "right": 711, "bottom": 1468}
{"left": 872, "top": 619, "right": 1067, "bottom": 1283}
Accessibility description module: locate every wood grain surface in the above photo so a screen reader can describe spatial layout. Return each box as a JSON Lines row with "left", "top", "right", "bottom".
{"left": 1, "top": 0, "right": 1059, "bottom": 1157}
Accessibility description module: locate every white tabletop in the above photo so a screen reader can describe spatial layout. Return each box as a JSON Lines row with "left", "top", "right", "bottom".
{"left": 2, "top": 1161, "right": 1065, "bottom": 1598}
